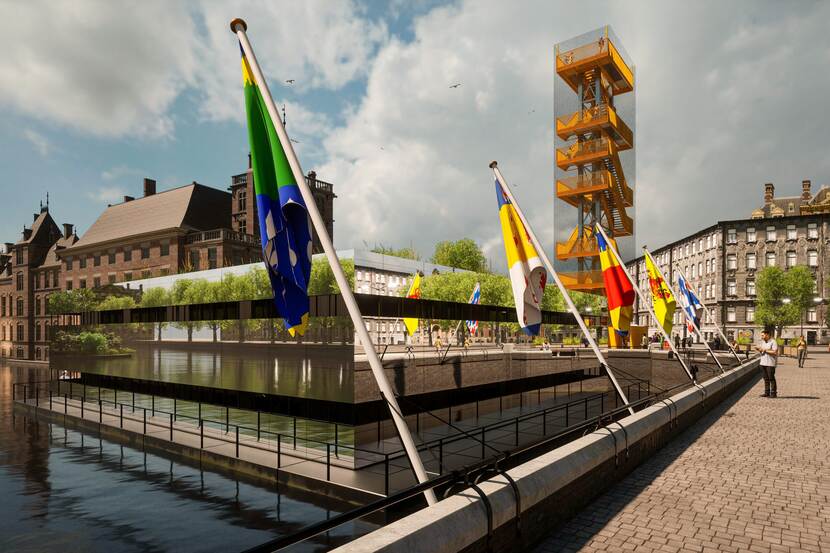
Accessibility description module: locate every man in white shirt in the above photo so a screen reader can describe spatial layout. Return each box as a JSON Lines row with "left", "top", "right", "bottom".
{"left": 754, "top": 329, "right": 778, "bottom": 398}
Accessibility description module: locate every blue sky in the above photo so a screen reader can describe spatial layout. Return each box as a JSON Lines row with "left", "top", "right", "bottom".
{"left": 1, "top": 1, "right": 828, "bottom": 270}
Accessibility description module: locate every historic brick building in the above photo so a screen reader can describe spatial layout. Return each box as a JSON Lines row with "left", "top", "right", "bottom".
{"left": 627, "top": 179, "right": 829, "bottom": 345}
{"left": 0, "top": 161, "right": 335, "bottom": 361}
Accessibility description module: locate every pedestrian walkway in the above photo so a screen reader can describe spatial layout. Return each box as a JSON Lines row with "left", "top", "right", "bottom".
{"left": 534, "top": 355, "right": 830, "bottom": 553}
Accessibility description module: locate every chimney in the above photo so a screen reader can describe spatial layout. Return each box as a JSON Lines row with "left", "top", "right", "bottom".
{"left": 307, "top": 170, "right": 317, "bottom": 184}
{"left": 248, "top": 152, "right": 252, "bottom": 169}
{"left": 4, "top": 242, "right": 13, "bottom": 253}
{"left": 62, "top": 223, "right": 74, "bottom": 239}
{"left": 764, "top": 182, "right": 774, "bottom": 206}
{"left": 124, "top": 195, "right": 135, "bottom": 203}
{"left": 802, "top": 179, "right": 812, "bottom": 201}
{"left": 143, "top": 178, "right": 156, "bottom": 197}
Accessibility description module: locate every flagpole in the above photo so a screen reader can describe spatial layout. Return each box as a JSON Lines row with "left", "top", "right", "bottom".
{"left": 594, "top": 225, "right": 695, "bottom": 383}
{"left": 644, "top": 249, "right": 724, "bottom": 373}
{"left": 490, "top": 162, "right": 634, "bottom": 415}
{"left": 232, "top": 19, "right": 436, "bottom": 505}
{"left": 673, "top": 263, "right": 742, "bottom": 365}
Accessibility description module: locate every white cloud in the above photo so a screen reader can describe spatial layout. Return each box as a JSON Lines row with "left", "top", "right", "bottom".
{"left": 0, "top": 1, "right": 199, "bottom": 137}
{"left": 101, "top": 165, "right": 144, "bottom": 182}
{"left": 22, "top": 129, "right": 52, "bottom": 156}
{"left": 86, "top": 186, "right": 127, "bottom": 204}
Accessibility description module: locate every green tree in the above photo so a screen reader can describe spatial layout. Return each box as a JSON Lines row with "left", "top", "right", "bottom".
{"left": 308, "top": 258, "right": 355, "bottom": 295}
{"left": 785, "top": 265, "right": 818, "bottom": 330}
{"left": 371, "top": 244, "right": 420, "bottom": 260}
{"left": 139, "top": 287, "right": 170, "bottom": 341}
{"left": 96, "top": 295, "right": 137, "bottom": 311}
{"left": 47, "top": 289, "right": 99, "bottom": 314}
{"left": 431, "top": 238, "right": 487, "bottom": 272}
{"left": 756, "top": 266, "right": 800, "bottom": 336}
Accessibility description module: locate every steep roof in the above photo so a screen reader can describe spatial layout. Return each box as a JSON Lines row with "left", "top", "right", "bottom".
{"left": 38, "top": 234, "right": 79, "bottom": 268}
{"left": 67, "top": 183, "right": 231, "bottom": 251}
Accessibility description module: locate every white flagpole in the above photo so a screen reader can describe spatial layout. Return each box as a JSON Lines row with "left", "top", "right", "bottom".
{"left": 644, "top": 249, "right": 724, "bottom": 373}
{"left": 674, "top": 263, "right": 742, "bottom": 365}
{"left": 232, "top": 19, "right": 436, "bottom": 505}
{"left": 594, "top": 225, "right": 696, "bottom": 383}
{"left": 490, "top": 162, "right": 634, "bottom": 415}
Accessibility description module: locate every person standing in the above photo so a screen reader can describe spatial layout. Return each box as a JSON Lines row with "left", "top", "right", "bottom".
{"left": 754, "top": 329, "right": 778, "bottom": 398}
{"left": 796, "top": 335, "right": 807, "bottom": 368}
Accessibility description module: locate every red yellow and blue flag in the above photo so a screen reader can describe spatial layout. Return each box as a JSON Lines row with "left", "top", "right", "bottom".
{"left": 240, "top": 45, "right": 311, "bottom": 336}
{"left": 495, "top": 179, "right": 546, "bottom": 335}
{"left": 596, "top": 228, "right": 634, "bottom": 336}
{"left": 466, "top": 282, "right": 481, "bottom": 335}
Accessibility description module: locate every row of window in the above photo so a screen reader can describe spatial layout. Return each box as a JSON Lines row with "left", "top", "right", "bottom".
{"left": 727, "top": 223, "right": 819, "bottom": 244}
{"left": 34, "top": 270, "right": 60, "bottom": 290}
{"left": 65, "top": 268, "right": 168, "bottom": 290}
{"left": 0, "top": 296, "right": 25, "bottom": 317}
{"left": 726, "top": 250, "right": 819, "bottom": 270}
{"left": 65, "top": 241, "right": 171, "bottom": 270}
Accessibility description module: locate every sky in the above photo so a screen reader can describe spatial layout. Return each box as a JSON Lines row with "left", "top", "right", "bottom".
{"left": 1, "top": 0, "right": 828, "bottom": 271}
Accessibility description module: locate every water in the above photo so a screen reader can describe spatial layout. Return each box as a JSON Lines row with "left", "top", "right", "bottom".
{"left": 0, "top": 361, "right": 375, "bottom": 552}
{"left": 52, "top": 342, "right": 355, "bottom": 403}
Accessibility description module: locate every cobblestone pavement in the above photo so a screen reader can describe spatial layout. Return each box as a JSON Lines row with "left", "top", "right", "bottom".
{"left": 533, "top": 355, "right": 830, "bottom": 553}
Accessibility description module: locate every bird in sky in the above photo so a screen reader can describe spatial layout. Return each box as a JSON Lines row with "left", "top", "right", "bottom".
{"left": 285, "top": 79, "right": 295, "bottom": 84}
{"left": 290, "top": 138, "right": 301, "bottom": 144}
{"left": 449, "top": 83, "right": 461, "bottom": 88}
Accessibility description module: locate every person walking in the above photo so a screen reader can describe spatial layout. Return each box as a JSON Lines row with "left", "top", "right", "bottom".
{"left": 754, "top": 329, "right": 778, "bottom": 398}
{"left": 796, "top": 335, "right": 807, "bottom": 368}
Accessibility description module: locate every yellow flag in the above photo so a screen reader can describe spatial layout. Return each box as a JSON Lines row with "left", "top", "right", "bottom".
{"left": 644, "top": 250, "right": 675, "bottom": 335}
{"left": 403, "top": 273, "right": 421, "bottom": 336}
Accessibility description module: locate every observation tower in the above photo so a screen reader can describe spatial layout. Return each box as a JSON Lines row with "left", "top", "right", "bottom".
{"left": 554, "top": 27, "right": 635, "bottom": 292}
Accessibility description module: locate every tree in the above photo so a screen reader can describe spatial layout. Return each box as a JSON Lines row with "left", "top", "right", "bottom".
{"left": 96, "top": 295, "right": 137, "bottom": 311}
{"left": 139, "top": 287, "right": 170, "bottom": 341}
{"left": 785, "top": 265, "right": 818, "bottom": 331}
{"left": 371, "top": 244, "right": 420, "bottom": 260}
{"left": 308, "top": 258, "right": 355, "bottom": 295}
{"left": 431, "top": 238, "right": 487, "bottom": 272}
{"left": 47, "top": 289, "right": 99, "bottom": 314}
{"left": 756, "top": 266, "right": 800, "bottom": 337}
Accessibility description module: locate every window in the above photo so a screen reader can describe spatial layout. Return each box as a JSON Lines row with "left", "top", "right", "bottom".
{"left": 766, "top": 252, "right": 776, "bottom": 267}
{"left": 786, "top": 224, "right": 797, "bottom": 241}
{"left": 727, "top": 279, "right": 736, "bottom": 296}
{"left": 160, "top": 241, "right": 170, "bottom": 256}
{"left": 238, "top": 190, "right": 247, "bottom": 211}
{"left": 93, "top": 277, "right": 101, "bottom": 288}
{"left": 35, "top": 296, "right": 40, "bottom": 315}
{"left": 766, "top": 226, "right": 776, "bottom": 241}
{"left": 746, "top": 253, "right": 756, "bottom": 270}
{"left": 16, "top": 272, "right": 23, "bottom": 291}
{"left": 190, "top": 250, "right": 200, "bottom": 271}
{"left": 807, "top": 308, "right": 817, "bottom": 323}
{"left": 698, "top": 262, "right": 703, "bottom": 276}
{"left": 239, "top": 219, "right": 247, "bottom": 235}
{"left": 746, "top": 227, "right": 756, "bottom": 242}
{"left": 160, "top": 268, "right": 169, "bottom": 276}
{"left": 16, "top": 324, "right": 24, "bottom": 341}
{"left": 94, "top": 254, "right": 101, "bottom": 267}
{"left": 727, "top": 255, "right": 737, "bottom": 270}
{"left": 35, "top": 324, "right": 41, "bottom": 342}
{"left": 698, "top": 239, "right": 703, "bottom": 252}
{"left": 786, "top": 251, "right": 797, "bottom": 268}
{"left": 79, "top": 256, "right": 87, "bottom": 269}
{"left": 16, "top": 298, "right": 23, "bottom": 316}
{"left": 141, "top": 270, "right": 151, "bottom": 279}
{"left": 788, "top": 202, "right": 795, "bottom": 213}
{"left": 124, "top": 271, "right": 132, "bottom": 282}
{"left": 208, "top": 247, "right": 217, "bottom": 269}
{"left": 108, "top": 274, "right": 116, "bottom": 284}
{"left": 808, "top": 250, "right": 818, "bottom": 267}
{"left": 65, "top": 257, "right": 73, "bottom": 270}
{"left": 124, "top": 247, "right": 132, "bottom": 262}
{"left": 746, "top": 280, "right": 755, "bottom": 296}
{"left": 746, "top": 306, "right": 755, "bottom": 322}
{"left": 0, "top": 296, "right": 5, "bottom": 317}
{"left": 727, "top": 307, "right": 736, "bottom": 323}
{"left": 141, "top": 245, "right": 150, "bottom": 259}
{"left": 691, "top": 264, "right": 696, "bottom": 278}
{"left": 15, "top": 248, "right": 23, "bottom": 265}
{"left": 108, "top": 252, "right": 116, "bottom": 264}
{"left": 727, "top": 229, "right": 737, "bottom": 244}
{"left": 807, "top": 223, "right": 818, "bottom": 239}
{"left": 65, "top": 280, "right": 73, "bottom": 291}
{"left": 79, "top": 279, "right": 87, "bottom": 289}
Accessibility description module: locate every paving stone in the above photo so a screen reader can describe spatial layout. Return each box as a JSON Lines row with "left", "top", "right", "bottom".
{"left": 532, "top": 356, "right": 830, "bottom": 553}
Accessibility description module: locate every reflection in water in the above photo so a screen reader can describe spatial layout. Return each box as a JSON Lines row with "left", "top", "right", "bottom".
{"left": 54, "top": 343, "right": 355, "bottom": 403}
{"left": 0, "top": 361, "right": 373, "bottom": 552}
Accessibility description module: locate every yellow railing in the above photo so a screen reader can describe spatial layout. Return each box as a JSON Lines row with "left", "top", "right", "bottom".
{"left": 608, "top": 41, "right": 634, "bottom": 90}
{"left": 556, "top": 137, "right": 612, "bottom": 166}
{"left": 556, "top": 171, "right": 613, "bottom": 197}
{"left": 556, "top": 104, "right": 633, "bottom": 147}
{"left": 556, "top": 37, "right": 634, "bottom": 91}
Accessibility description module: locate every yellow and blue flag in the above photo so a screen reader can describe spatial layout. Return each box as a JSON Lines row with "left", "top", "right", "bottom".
{"left": 495, "top": 179, "right": 546, "bottom": 335}
{"left": 403, "top": 273, "right": 421, "bottom": 336}
{"left": 240, "top": 45, "right": 311, "bottom": 336}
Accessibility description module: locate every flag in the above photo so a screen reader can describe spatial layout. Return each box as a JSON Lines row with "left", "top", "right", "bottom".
{"left": 495, "top": 179, "right": 546, "bottom": 335}
{"left": 677, "top": 274, "right": 703, "bottom": 332}
{"left": 596, "top": 228, "right": 634, "bottom": 336}
{"left": 466, "top": 282, "right": 481, "bottom": 335}
{"left": 403, "top": 273, "right": 421, "bottom": 336}
{"left": 240, "top": 45, "right": 312, "bottom": 336}
{"left": 644, "top": 250, "right": 675, "bottom": 335}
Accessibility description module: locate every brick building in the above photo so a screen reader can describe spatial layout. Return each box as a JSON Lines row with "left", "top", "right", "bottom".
{"left": 0, "top": 162, "right": 335, "bottom": 361}
{"left": 627, "top": 179, "right": 829, "bottom": 345}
